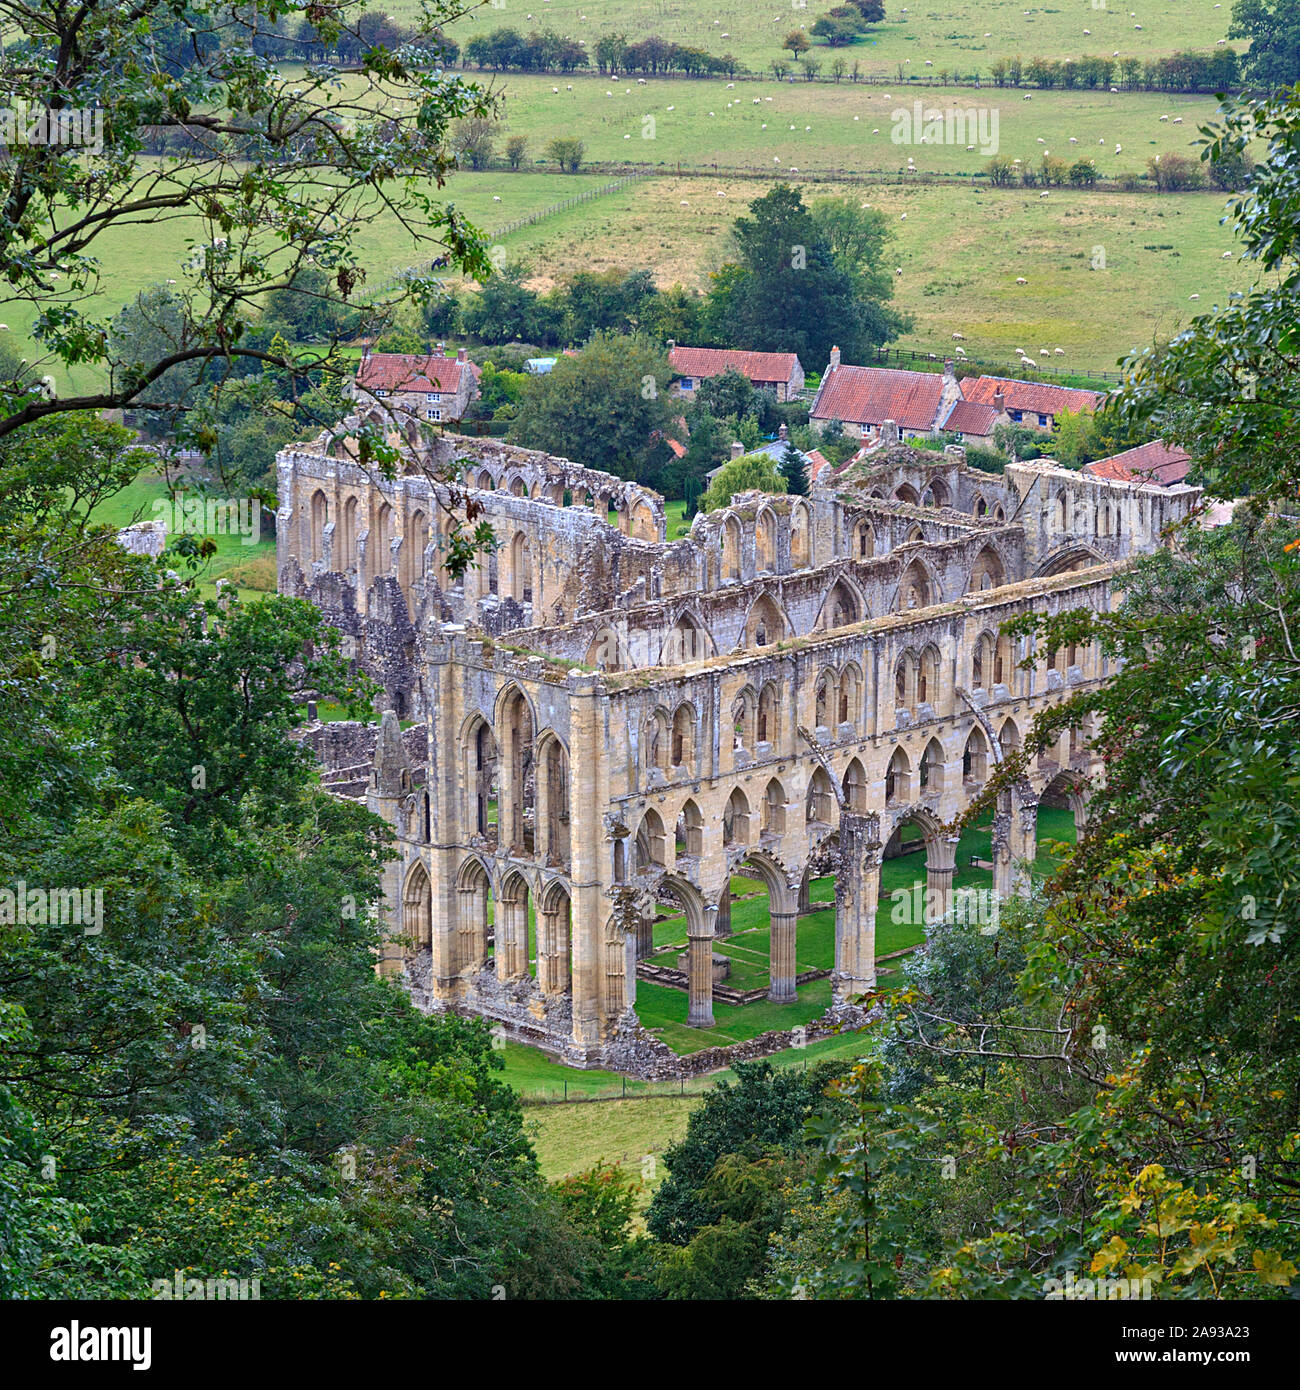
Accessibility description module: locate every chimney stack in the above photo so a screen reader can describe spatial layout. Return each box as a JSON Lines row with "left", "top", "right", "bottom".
{"left": 994, "top": 389, "right": 1006, "bottom": 414}
{"left": 778, "top": 423, "right": 789, "bottom": 441}
{"left": 456, "top": 346, "right": 467, "bottom": 363}
{"left": 731, "top": 441, "right": 744, "bottom": 460}
{"left": 828, "top": 345, "right": 841, "bottom": 370}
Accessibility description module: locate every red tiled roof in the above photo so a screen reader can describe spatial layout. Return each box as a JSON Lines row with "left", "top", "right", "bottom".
{"left": 669, "top": 345, "right": 801, "bottom": 385}
{"left": 810, "top": 365, "right": 947, "bottom": 432}
{"left": 943, "top": 399, "right": 998, "bottom": 437}
{"left": 805, "top": 449, "right": 833, "bottom": 482}
{"left": 665, "top": 438, "right": 687, "bottom": 459}
{"left": 1082, "top": 440, "right": 1193, "bottom": 486}
{"left": 355, "top": 352, "right": 479, "bottom": 394}
{"left": 963, "top": 375, "right": 1104, "bottom": 417}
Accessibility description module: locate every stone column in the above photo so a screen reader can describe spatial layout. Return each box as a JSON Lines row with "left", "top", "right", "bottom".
{"left": 991, "top": 797, "right": 1015, "bottom": 898}
{"left": 538, "top": 906, "right": 559, "bottom": 995}
{"left": 637, "top": 910, "right": 655, "bottom": 959}
{"left": 715, "top": 888, "right": 732, "bottom": 938}
{"left": 426, "top": 628, "right": 470, "bottom": 1000}
{"left": 625, "top": 929, "right": 638, "bottom": 1008}
{"left": 686, "top": 929, "right": 715, "bottom": 1028}
{"left": 925, "top": 833, "right": 961, "bottom": 922}
{"left": 456, "top": 882, "right": 484, "bottom": 982}
{"left": 1014, "top": 802, "right": 1038, "bottom": 896}
{"left": 833, "top": 811, "right": 882, "bottom": 1000}
{"left": 768, "top": 910, "right": 798, "bottom": 1003}
{"left": 568, "top": 673, "right": 608, "bottom": 1049}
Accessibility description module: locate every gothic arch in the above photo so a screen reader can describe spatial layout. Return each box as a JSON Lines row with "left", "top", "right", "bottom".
{"left": 634, "top": 808, "right": 667, "bottom": 869}
{"left": 791, "top": 500, "right": 811, "bottom": 568}
{"left": 968, "top": 544, "right": 1006, "bottom": 593}
{"left": 741, "top": 591, "right": 790, "bottom": 649}
{"left": 662, "top": 609, "right": 714, "bottom": 666}
{"left": 672, "top": 702, "right": 698, "bottom": 768}
{"left": 815, "top": 575, "right": 865, "bottom": 632}
{"left": 894, "top": 556, "right": 936, "bottom": 612}
{"left": 1036, "top": 544, "right": 1106, "bottom": 578}
{"left": 757, "top": 682, "right": 780, "bottom": 746}
{"left": 737, "top": 848, "right": 796, "bottom": 915}
{"left": 401, "top": 860, "right": 432, "bottom": 952}
{"left": 755, "top": 506, "right": 778, "bottom": 572}
{"left": 723, "top": 786, "right": 751, "bottom": 846}
{"left": 761, "top": 777, "right": 788, "bottom": 836}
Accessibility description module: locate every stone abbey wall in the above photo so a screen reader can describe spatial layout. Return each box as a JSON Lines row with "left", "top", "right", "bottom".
{"left": 277, "top": 422, "right": 1202, "bottom": 1068}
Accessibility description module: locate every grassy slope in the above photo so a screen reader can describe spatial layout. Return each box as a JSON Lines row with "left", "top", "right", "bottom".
{"left": 487, "top": 76, "right": 1227, "bottom": 180}
{"left": 421, "top": 0, "right": 1233, "bottom": 72}
{"left": 89, "top": 470, "right": 277, "bottom": 603}
{"left": 493, "top": 170, "right": 1246, "bottom": 372}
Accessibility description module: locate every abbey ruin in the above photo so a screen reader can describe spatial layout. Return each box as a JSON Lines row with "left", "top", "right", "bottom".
{"left": 276, "top": 414, "right": 1201, "bottom": 1068}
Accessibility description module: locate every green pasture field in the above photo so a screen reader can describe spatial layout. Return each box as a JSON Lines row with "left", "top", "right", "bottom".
{"left": 483, "top": 170, "right": 1249, "bottom": 372}
{"left": 423, "top": 0, "right": 1235, "bottom": 74}
{"left": 489, "top": 75, "right": 1229, "bottom": 180}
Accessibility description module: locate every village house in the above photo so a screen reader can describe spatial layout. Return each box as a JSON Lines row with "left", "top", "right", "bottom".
{"left": 668, "top": 345, "right": 805, "bottom": 402}
{"left": 350, "top": 347, "right": 481, "bottom": 423}
{"left": 809, "top": 350, "right": 963, "bottom": 442}
{"left": 961, "top": 376, "right": 1105, "bottom": 431}
{"left": 939, "top": 398, "right": 1000, "bottom": 446}
{"left": 1082, "top": 439, "right": 1194, "bottom": 487}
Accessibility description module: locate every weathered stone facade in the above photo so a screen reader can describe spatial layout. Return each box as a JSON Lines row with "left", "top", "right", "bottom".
{"left": 277, "top": 421, "right": 1201, "bottom": 1069}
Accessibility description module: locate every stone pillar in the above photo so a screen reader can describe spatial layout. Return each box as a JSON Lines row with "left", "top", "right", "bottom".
{"left": 456, "top": 881, "right": 488, "bottom": 982}
{"left": 539, "top": 905, "right": 560, "bottom": 995}
{"left": 715, "top": 888, "right": 732, "bottom": 938}
{"left": 995, "top": 806, "right": 1017, "bottom": 900}
{"left": 637, "top": 910, "right": 655, "bottom": 959}
{"left": 925, "top": 833, "right": 961, "bottom": 922}
{"left": 568, "top": 673, "right": 608, "bottom": 1049}
{"left": 686, "top": 929, "right": 715, "bottom": 1028}
{"left": 768, "top": 910, "right": 798, "bottom": 1003}
{"left": 625, "top": 929, "right": 638, "bottom": 1008}
{"left": 426, "top": 628, "right": 471, "bottom": 999}
{"left": 833, "top": 812, "right": 882, "bottom": 1000}
{"left": 1014, "top": 802, "right": 1038, "bottom": 896}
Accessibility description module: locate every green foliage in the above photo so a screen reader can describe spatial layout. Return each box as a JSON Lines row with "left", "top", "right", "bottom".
{"left": 1117, "top": 89, "right": 1300, "bottom": 507}
{"left": 0, "top": 0, "right": 496, "bottom": 438}
{"left": 508, "top": 330, "right": 678, "bottom": 483}
{"left": 1231, "top": 0, "right": 1300, "bottom": 89}
{"left": 699, "top": 451, "right": 788, "bottom": 511}
{"left": 780, "top": 441, "right": 810, "bottom": 496}
{"left": 704, "top": 185, "right": 910, "bottom": 371}
{"left": 646, "top": 1060, "right": 840, "bottom": 1246}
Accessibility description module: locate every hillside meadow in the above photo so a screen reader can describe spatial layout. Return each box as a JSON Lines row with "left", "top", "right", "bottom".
{"left": 420, "top": 0, "right": 1236, "bottom": 74}
{"left": 490, "top": 74, "right": 1229, "bottom": 179}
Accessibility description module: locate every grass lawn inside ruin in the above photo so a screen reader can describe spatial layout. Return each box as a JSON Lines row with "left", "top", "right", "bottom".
{"left": 632, "top": 802, "right": 1075, "bottom": 1054}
